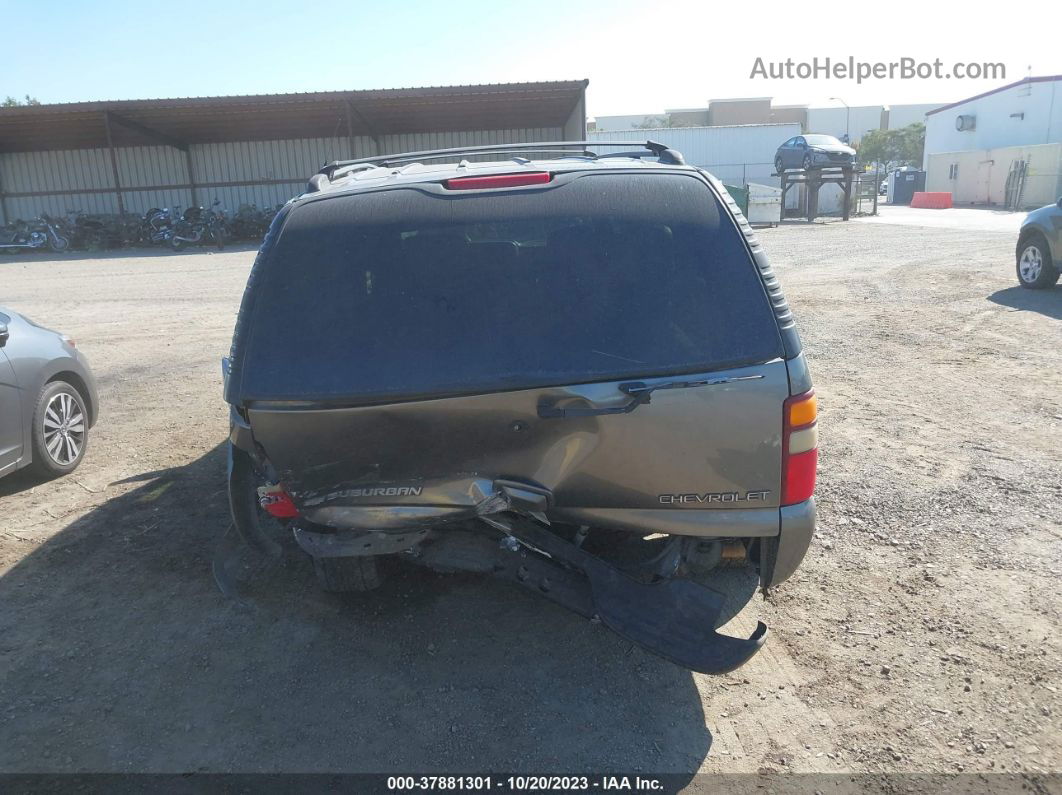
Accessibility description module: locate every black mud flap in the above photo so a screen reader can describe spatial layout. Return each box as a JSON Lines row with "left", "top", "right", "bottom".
{"left": 500, "top": 518, "right": 766, "bottom": 675}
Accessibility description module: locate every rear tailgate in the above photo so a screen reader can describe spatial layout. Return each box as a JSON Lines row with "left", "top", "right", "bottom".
{"left": 248, "top": 357, "right": 786, "bottom": 535}
{"left": 233, "top": 169, "right": 788, "bottom": 535}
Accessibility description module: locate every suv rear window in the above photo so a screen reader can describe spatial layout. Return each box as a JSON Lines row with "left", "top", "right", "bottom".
{"left": 240, "top": 172, "right": 783, "bottom": 401}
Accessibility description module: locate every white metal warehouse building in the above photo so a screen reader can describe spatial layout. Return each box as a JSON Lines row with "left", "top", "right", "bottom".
{"left": 923, "top": 75, "right": 1062, "bottom": 208}
{"left": 0, "top": 81, "right": 588, "bottom": 224}
{"left": 590, "top": 123, "right": 801, "bottom": 186}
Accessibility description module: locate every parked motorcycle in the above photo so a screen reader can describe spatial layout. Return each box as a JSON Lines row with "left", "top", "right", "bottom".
{"left": 0, "top": 214, "right": 70, "bottom": 252}
{"left": 140, "top": 206, "right": 179, "bottom": 246}
{"left": 116, "top": 213, "right": 146, "bottom": 248}
{"left": 66, "top": 209, "right": 125, "bottom": 250}
{"left": 4, "top": 199, "right": 281, "bottom": 254}
{"left": 170, "top": 199, "right": 226, "bottom": 251}
{"left": 229, "top": 203, "right": 268, "bottom": 240}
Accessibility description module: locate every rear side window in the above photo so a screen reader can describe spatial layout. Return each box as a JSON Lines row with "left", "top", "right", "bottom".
{"left": 241, "top": 173, "right": 783, "bottom": 401}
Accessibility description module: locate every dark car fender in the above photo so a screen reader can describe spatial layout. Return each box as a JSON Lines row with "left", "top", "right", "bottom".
{"left": 1019, "top": 222, "right": 1060, "bottom": 263}
{"left": 1018, "top": 203, "right": 1062, "bottom": 263}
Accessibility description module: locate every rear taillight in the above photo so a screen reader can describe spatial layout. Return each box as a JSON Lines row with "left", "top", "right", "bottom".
{"left": 444, "top": 172, "right": 551, "bottom": 190}
{"left": 782, "top": 390, "right": 817, "bottom": 506}
{"left": 257, "top": 484, "right": 299, "bottom": 518}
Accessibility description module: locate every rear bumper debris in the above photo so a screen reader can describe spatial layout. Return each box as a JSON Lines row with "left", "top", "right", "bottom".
{"left": 227, "top": 454, "right": 769, "bottom": 674}
{"left": 414, "top": 517, "right": 766, "bottom": 675}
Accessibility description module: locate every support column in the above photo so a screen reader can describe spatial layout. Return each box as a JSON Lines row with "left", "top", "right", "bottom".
{"left": 185, "top": 148, "right": 198, "bottom": 207}
{"left": 346, "top": 100, "right": 381, "bottom": 156}
{"left": 841, "top": 169, "right": 853, "bottom": 221}
{"left": 0, "top": 162, "right": 8, "bottom": 225}
{"left": 102, "top": 112, "right": 125, "bottom": 215}
{"left": 806, "top": 175, "right": 820, "bottom": 223}
{"left": 779, "top": 171, "right": 791, "bottom": 224}
{"left": 345, "top": 102, "right": 356, "bottom": 159}
{"left": 562, "top": 91, "right": 587, "bottom": 141}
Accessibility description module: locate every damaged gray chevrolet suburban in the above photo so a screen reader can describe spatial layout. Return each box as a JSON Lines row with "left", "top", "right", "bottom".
{"left": 223, "top": 141, "right": 817, "bottom": 674}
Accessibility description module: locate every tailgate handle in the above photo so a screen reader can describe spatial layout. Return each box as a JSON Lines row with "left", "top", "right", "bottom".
{"left": 537, "top": 374, "right": 764, "bottom": 419}
{"left": 537, "top": 385, "right": 652, "bottom": 419}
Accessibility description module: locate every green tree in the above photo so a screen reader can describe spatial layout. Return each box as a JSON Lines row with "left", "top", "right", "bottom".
{"left": 631, "top": 115, "right": 672, "bottom": 129}
{"left": 631, "top": 114, "right": 699, "bottom": 129}
{"left": 2, "top": 95, "right": 41, "bottom": 107}
{"left": 858, "top": 123, "right": 925, "bottom": 173}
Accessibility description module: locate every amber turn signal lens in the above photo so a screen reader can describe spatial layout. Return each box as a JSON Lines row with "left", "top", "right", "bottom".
{"left": 788, "top": 393, "right": 817, "bottom": 427}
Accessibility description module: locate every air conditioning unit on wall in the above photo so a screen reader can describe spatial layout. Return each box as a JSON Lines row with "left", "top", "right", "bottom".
{"left": 955, "top": 114, "right": 977, "bottom": 132}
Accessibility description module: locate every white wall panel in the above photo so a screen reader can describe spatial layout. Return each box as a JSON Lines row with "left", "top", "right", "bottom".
{"left": 1, "top": 127, "right": 568, "bottom": 224}
{"left": 589, "top": 124, "right": 800, "bottom": 185}
{"left": 379, "top": 127, "right": 562, "bottom": 162}
{"left": 924, "top": 80, "right": 1062, "bottom": 164}
{"left": 886, "top": 103, "right": 940, "bottom": 130}
{"left": 926, "top": 142, "right": 1062, "bottom": 208}
{"left": 806, "top": 106, "right": 883, "bottom": 143}
{"left": 1, "top": 148, "right": 112, "bottom": 193}
{"left": 193, "top": 137, "right": 349, "bottom": 183}
{"left": 5, "top": 193, "right": 119, "bottom": 220}
{"left": 117, "top": 146, "right": 186, "bottom": 187}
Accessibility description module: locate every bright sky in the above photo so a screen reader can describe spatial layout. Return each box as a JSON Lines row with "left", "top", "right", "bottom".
{"left": 2, "top": 0, "right": 1058, "bottom": 116}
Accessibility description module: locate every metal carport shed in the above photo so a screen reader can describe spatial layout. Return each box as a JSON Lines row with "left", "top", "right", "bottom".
{"left": 0, "top": 80, "right": 588, "bottom": 224}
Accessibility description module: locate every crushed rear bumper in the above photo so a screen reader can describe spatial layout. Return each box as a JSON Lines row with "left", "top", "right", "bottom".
{"left": 227, "top": 443, "right": 782, "bottom": 674}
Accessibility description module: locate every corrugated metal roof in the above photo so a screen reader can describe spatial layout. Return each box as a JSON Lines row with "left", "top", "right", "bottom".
{"left": 0, "top": 80, "right": 588, "bottom": 153}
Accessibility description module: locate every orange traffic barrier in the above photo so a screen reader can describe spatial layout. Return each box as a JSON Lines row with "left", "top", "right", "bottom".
{"left": 910, "top": 191, "right": 953, "bottom": 209}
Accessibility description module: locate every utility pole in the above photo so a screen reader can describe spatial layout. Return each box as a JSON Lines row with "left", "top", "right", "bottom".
{"left": 830, "top": 97, "right": 850, "bottom": 143}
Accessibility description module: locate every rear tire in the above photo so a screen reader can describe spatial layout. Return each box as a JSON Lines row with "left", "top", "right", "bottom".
{"left": 312, "top": 555, "right": 384, "bottom": 592}
{"left": 1016, "top": 234, "right": 1059, "bottom": 289}
{"left": 802, "top": 154, "right": 813, "bottom": 171}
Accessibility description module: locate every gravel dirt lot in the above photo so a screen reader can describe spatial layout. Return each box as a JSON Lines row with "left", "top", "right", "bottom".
{"left": 0, "top": 207, "right": 1059, "bottom": 780}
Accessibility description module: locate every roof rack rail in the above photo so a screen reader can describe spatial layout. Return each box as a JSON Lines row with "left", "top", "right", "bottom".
{"left": 310, "top": 140, "right": 686, "bottom": 188}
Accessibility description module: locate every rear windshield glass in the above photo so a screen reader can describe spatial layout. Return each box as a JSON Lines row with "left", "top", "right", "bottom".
{"left": 241, "top": 172, "right": 783, "bottom": 401}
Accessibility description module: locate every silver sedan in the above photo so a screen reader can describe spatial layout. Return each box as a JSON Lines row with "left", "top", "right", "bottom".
{"left": 0, "top": 307, "right": 98, "bottom": 479}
